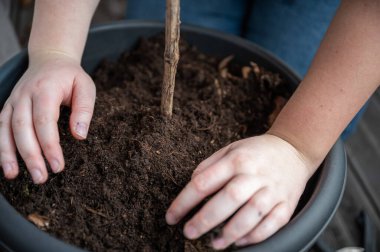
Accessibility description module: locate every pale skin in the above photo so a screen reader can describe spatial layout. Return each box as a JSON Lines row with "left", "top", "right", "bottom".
{"left": 0, "top": 0, "right": 379, "bottom": 250}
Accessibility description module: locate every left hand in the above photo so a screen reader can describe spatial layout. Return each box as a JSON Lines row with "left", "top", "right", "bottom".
{"left": 166, "top": 134, "right": 315, "bottom": 250}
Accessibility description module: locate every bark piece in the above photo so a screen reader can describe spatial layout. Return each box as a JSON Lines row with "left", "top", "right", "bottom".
{"left": 27, "top": 213, "right": 49, "bottom": 230}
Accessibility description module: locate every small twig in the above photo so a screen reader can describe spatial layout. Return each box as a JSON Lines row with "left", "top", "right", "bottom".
{"left": 83, "top": 205, "right": 109, "bottom": 219}
{"left": 164, "top": 170, "right": 180, "bottom": 186}
{"left": 161, "top": 0, "right": 180, "bottom": 118}
{"left": 213, "top": 79, "right": 223, "bottom": 105}
{"left": 196, "top": 116, "right": 217, "bottom": 131}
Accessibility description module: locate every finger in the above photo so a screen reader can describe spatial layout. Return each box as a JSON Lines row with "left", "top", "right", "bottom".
{"left": 69, "top": 72, "right": 96, "bottom": 140}
{"left": 235, "top": 202, "right": 291, "bottom": 247}
{"left": 192, "top": 145, "right": 231, "bottom": 178}
{"left": 32, "top": 91, "right": 64, "bottom": 173}
{"left": 184, "top": 174, "right": 262, "bottom": 241}
{"left": 12, "top": 98, "right": 47, "bottom": 184}
{"left": 166, "top": 157, "right": 234, "bottom": 225}
{"left": 212, "top": 187, "right": 278, "bottom": 249}
{"left": 0, "top": 104, "right": 19, "bottom": 179}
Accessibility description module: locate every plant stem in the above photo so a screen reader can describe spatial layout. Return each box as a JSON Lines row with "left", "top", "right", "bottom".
{"left": 161, "top": 0, "right": 180, "bottom": 118}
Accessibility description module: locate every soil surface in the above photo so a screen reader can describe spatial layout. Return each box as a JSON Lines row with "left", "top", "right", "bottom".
{"left": 0, "top": 35, "right": 289, "bottom": 251}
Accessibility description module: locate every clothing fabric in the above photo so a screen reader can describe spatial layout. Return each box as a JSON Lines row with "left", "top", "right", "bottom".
{"left": 125, "top": 0, "right": 363, "bottom": 139}
{"left": 0, "top": 0, "right": 21, "bottom": 67}
{"left": 126, "top": 0, "right": 340, "bottom": 77}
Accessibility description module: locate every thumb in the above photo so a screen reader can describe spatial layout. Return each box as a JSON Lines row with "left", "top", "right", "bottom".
{"left": 70, "top": 72, "right": 96, "bottom": 140}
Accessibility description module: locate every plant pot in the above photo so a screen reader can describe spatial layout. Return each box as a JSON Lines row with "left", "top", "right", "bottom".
{"left": 0, "top": 21, "right": 346, "bottom": 252}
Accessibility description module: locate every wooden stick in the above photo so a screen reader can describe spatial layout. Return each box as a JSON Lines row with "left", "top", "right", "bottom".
{"left": 161, "top": 0, "right": 180, "bottom": 118}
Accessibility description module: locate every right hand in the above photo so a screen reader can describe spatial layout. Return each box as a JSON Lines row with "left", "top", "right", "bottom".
{"left": 0, "top": 50, "right": 96, "bottom": 184}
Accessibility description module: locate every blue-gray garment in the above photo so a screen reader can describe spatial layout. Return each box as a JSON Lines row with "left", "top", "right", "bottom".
{"left": 126, "top": 0, "right": 340, "bottom": 77}
{"left": 0, "top": 0, "right": 20, "bottom": 67}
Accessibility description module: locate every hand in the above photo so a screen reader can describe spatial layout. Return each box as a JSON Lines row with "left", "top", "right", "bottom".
{"left": 0, "top": 50, "right": 96, "bottom": 184}
{"left": 166, "top": 134, "right": 316, "bottom": 250}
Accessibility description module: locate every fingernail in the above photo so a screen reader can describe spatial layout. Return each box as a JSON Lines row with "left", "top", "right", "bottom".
{"left": 75, "top": 122, "right": 88, "bottom": 138}
{"left": 184, "top": 224, "right": 198, "bottom": 239}
{"left": 235, "top": 238, "right": 249, "bottom": 246}
{"left": 212, "top": 238, "right": 225, "bottom": 249}
{"left": 51, "top": 159, "right": 62, "bottom": 173}
{"left": 31, "top": 169, "right": 43, "bottom": 184}
{"left": 2, "top": 163, "right": 13, "bottom": 175}
{"left": 166, "top": 211, "right": 177, "bottom": 225}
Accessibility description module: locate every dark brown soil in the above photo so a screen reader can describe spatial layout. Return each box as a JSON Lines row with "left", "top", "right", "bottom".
{"left": 0, "top": 35, "right": 289, "bottom": 251}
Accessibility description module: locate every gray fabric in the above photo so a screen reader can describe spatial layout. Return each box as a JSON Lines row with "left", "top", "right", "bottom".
{"left": 0, "top": 0, "right": 11, "bottom": 15}
{"left": 0, "top": 0, "right": 21, "bottom": 67}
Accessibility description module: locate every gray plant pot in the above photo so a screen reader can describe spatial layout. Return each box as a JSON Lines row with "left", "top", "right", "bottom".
{"left": 0, "top": 21, "right": 346, "bottom": 252}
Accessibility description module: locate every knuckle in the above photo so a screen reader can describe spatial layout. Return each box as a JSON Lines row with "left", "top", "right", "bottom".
{"left": 22, "top": 151, "right": 40, "bottom": 163}
{"left": 34, "top": 114, "right": 54, "bottom": 126}
{"left": 0, "top": 150, "right": 15, "bottom": 159}
{"left": 192, "top": 174, "right": 209, "bottom": 195}
{"left": 229, "top": 231, "right": 241, "bottom": 242}
{"left": 196, "top": 214, "right": 211, "bottom": 231}
{"left": 40, "top": 141, "right": 56, "bottom": 153}
{"left": 275, "top": 214, "right": 289, "bottom": 226}
{"left": 224, "top": 226, "right": 241, "bottom": 241}
{"left": 248, "top": 196, "right": 270, "bottom": 214}
{"left": 225, "top": 182, "right": 245, "bottom": 202}
{"left": 250, "top": 230, "right": 266, "bottom": 243}
{"left": 247, "top": 197, "right": 260, "bottom": 209}
{"left": 33, "top": 94, "right": 51, "bottom": 105}
{"left": 12, "top": 117, "right": 27, "bottom": 129}
{"left": 35, "top": 79, "right": 47, "bottom": 89}
{"left": 273, "top": 206, "right": 291, "bottom": 225}
{"left": 230, "top": 152, "right": 248, "bottom": 171}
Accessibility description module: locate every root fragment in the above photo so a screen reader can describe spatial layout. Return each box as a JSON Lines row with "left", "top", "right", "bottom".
{"left": 242, "top": 66, "right": 252, "bottom": 79}
{"left": 218, "top": 55, "right": 234, "bottom": 71}
{"left": 214, "top": 79, "right": 223, "bottom": 105}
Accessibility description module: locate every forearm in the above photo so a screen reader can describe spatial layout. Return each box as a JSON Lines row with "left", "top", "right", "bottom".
{"left": 268, "top": 0, "right": 380, "bottom": 172}
{"left": 28, "top": 0, "right": 100, "bottom": 63}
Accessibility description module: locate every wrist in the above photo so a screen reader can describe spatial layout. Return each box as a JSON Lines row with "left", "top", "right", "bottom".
{"left": 28, "top": 48, "right": 81, "bottom": 66}
{"left": 265, "top": 130, "right": 324, "bottom": 177}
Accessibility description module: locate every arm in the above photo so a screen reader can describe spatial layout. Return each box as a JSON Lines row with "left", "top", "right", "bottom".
{"left": 29, "top": 0, "right": 99, "bottom": 62}
{"left": 0, "top": 0, "right": 100, "bottom": 184}
{"left": 269, "top": 0, "right": 380, "bottom": 169}
{"left": 166, "top": 0, "right": 380, "bottom": 249}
